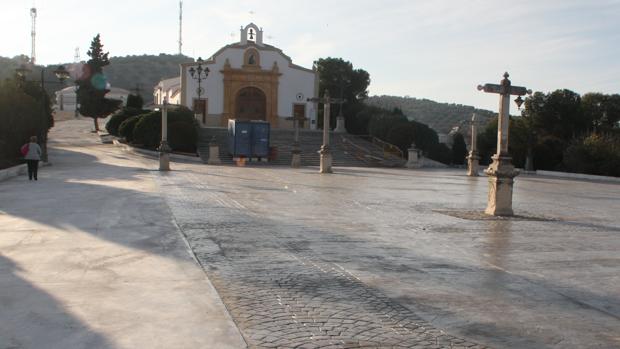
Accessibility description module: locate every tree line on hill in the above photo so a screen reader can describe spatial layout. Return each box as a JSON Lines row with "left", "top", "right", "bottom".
{"left": 365, "top": 95, "right": 497, "bottom": 135}
{"left": 0, "top": 53, "right": 192, "bottom": 106}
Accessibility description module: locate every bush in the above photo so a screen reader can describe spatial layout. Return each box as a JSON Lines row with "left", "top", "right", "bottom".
{"left": 132, "top": 111, "right": 161, "bottom": 147}
{"left": 118, "top": 115, "right": 141, "bottom": 142}
{"left": 386, "top": 121, "right": 414, "bottom": 155}
{"left": 533, "top": 137, "right": 566, "bottom": 171}
{"left": 132, "top": 106, "right": 197, "bottom": 151}
{"left": 563, "top": 134, "right": 620, "bottom": 177}
{"left": 428, "top": 143, "right": 452, "bottom": 165}
{"left": 126, "top": 94, "right": 144, "bottom": 109}
{"left": 451, "top": 133, "right": 467, "bottom": 165}
{"left": 105, "top": 107, "right": 147, "bottom": 136}
{"left": 169, "top": 122, "right": 197, "bottom": 152}
{"left": 0, "top": 79, "right": 52, "bottom": 169}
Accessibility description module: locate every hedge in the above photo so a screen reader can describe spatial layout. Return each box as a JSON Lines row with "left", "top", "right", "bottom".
{"left": 118, "top": 115, "right": 141, "bottom": 143}
{"left": 105, "top": 107, "right": 148, "bottom": 136}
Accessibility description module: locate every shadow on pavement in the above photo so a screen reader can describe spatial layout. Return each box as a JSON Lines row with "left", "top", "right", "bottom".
{"left": 0, "top": 255, "right": 113, "bottom": 349}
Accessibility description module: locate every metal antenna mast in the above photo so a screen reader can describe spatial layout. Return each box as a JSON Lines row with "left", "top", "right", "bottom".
{"left": 74, "top": 47, "right": 80, "bottom": 63}
{"left": 30, "top": 6, "right": 37, "bottom": 64}
{"left": 178, "top": 1, "right": 183, "bottom": 55}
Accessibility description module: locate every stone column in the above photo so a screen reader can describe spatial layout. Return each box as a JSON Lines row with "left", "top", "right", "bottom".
{"left": 207, "top": 137, "right": 221, "bottom": 165}
{"left": 158, "top": 101, "right": 171, "bottom": 171}
{"left": 406, "top": 143, "right": 422, "bottom": 168}
{"left": 484, "top": 83, "right": 517, "bottom": 215}
{"left": 334, "top": 107, "right": 346, "bottom": 133}
{"left": 319, "top": 92, "right": 333, "bottom": 173}
{"left": 467, "top": 114, "right": 480, "bottom": 176}
{"left": 291, "top": 119, "right": 301, "bottom": 168}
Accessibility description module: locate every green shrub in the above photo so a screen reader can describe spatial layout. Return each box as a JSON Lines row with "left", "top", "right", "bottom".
{"left": 386, "top": 121, "right": 414, "bottom": 155}
{"left": 563, "top": 134, "right": 620, "bottom": 177}
{"left": 105, "top": 107, "right": 147, "bottom": 136}
{"left": 169, "top": 122, "right": 197, "bottom": 152}
{"left": 126, "top": 94, "right": 144, "bottom": 109}
{"left": 132, "top": 111, "right": 160, "bottom": 147}
{"left": 118, "top": 115, "right": 141, "bottom": 142}
{"left": 0, "top": 79, "right": 52, "bottom": 169}
{"left": 428, "top": 143, "right": 452, "bottom": 165}
{"left": 451, "top": 133, "right": 467, "bottom": 165}
{"left": 132, "top": 106, "right": 197, "bottom": 151}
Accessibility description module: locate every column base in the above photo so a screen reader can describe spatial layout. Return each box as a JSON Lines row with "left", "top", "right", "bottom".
{"left": 484, "top": 154, "right": 519, "bottom": 216}
{"left": 406, "top": 147, "right": 422, "bottom": 168}
{"left": 467, "top": 151, "right": 480, "bottom": 176}
{"left": 319, "top": 145, "right": 333, "bottom": 173}
{"left": 159, "top": 153, "right": 170, "bottom": 171}
{"left": 291, "top": 152, "right": 301, "bottom": 168}
{"left": 158, "top": 141, "right": 172, "bottom": 171}
{"left": 334, "top": 116, "right": 346, "bottom": 133}
{"left": 207, "top": 145, "right": 221, "bottom": 165}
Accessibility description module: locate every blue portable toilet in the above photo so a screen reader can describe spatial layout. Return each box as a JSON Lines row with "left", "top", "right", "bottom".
{"left": 228, "top": 120, "right": 252, "bottom": 158}
{"left": 251, "top": 121, "right": 270, "bottom": 158}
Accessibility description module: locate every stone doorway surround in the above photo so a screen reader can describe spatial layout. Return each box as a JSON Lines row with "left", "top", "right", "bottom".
{"left": 221, "top": 58, "right": 281, "bottom": 127}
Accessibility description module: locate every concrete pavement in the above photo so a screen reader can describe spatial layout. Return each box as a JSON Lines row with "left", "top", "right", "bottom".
{"left": 2, "top": 117, "right": 619, "bottom": 348}
{"left": 0, "top": 119, "right": 246, "bottom": 349}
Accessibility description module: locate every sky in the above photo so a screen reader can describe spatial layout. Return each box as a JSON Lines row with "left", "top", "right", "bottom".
{"left": 1, "top": 0, "right": 619, "bottom": 112}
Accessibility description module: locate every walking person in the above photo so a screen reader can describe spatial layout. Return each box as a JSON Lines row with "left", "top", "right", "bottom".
{"left": 22, "top": 136, "right": 42, "bottom": 181}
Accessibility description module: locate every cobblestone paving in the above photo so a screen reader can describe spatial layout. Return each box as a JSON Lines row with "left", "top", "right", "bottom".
{"left": 156, "top": 167, "right": 620, "bottom": 349}
{"left": 159, "top": 174, "right": 488, "bottom": 349}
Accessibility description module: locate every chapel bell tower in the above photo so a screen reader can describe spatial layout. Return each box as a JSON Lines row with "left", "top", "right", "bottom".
{"left": 240, "top": 23, "right": 264, "bottom": 46}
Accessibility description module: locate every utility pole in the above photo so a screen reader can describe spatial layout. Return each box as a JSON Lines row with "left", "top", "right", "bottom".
{"left": 178, "top": 1, "right": 183, "bottom": 55}
{"left": 30, "top": 7, "right": 37, "bottom": 64}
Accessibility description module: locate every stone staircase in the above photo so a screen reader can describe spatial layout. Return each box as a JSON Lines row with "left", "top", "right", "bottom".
{"left": 197, "top": 127, "right": 405, "bottom": 167}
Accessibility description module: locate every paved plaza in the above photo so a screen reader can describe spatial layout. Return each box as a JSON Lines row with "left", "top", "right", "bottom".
{"left": 1, "top": 119, "right": 619, "bottom": 348}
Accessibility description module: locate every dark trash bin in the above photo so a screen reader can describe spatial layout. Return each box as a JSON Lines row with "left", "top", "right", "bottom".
{"left": 268, "top": 146, "right": 278, "bottom": 161}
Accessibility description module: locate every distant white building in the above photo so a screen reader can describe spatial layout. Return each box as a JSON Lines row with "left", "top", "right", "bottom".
{"left": 154, "top": 77, "right": 181, "bottom": 106}
{"left": 55, "top": 86, "right": 130, "bottom": 111}
{"left": 155, "top": 23, "right": 318, "bottom": 129}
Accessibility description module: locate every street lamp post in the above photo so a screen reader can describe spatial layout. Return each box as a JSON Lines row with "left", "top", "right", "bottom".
{"left": 16, "top": 64, "right": 70, "bottom": 163}
{"left": 188, "top": 57, "right": 209, "bottom": 124}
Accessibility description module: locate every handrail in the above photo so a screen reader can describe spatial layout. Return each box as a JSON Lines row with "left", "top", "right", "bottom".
{"left": 357, "top": 135, "right": 404, "bottom": 160}
{"left": 340, "top": 137, "right": 380, "bottom": 165}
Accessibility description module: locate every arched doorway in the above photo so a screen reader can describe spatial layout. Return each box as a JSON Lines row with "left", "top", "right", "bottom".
{"left": 235, "top": 87, "right": 266, "bottom": 121}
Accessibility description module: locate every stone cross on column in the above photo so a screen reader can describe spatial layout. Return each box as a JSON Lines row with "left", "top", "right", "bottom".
{"left": 155, "top": 97, "right": 172, "bottom": 171}
{"left": 466, "top": 113, "right": 480, "bottom": 176}
{"left": 307, "top": 90, "right": 344, "bottom": 173}
{"left": 285, "top": 114, "right": 307, "bottom": 168}
{"left": 477, "top": 72, "right": 531, "bottom": 216}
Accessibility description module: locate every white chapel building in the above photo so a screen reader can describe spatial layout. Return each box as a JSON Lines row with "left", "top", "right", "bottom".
{"left": 154, "top": 23, "right": 318, "bottom": 129}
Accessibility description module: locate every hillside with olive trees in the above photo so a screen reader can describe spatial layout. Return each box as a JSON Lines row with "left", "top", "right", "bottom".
{"left": 365, "top": 95, "right": 496, "bottom": 135}
{"left": 0, "top": 54, "right": 193, "bottom": 104}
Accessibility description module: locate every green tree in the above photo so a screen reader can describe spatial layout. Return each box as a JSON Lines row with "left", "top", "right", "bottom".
{"left": 76, "top": 34, "right": 122, "bottom": 131}
{"left": 0, "top": 78, "right": 51, "bottom": 168}
{"left": 451, "top": 133, "right": 467, "bottom": 165}
{"left": 314, "top": 57, "right": 370, "bottom": 130}
{"left": 581, "top": 93, "right": 620, "bottom": 133}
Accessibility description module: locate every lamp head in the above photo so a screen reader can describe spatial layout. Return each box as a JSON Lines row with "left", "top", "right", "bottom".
{"left": 54, "top": 65, "right": 70, "bottom": 83}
